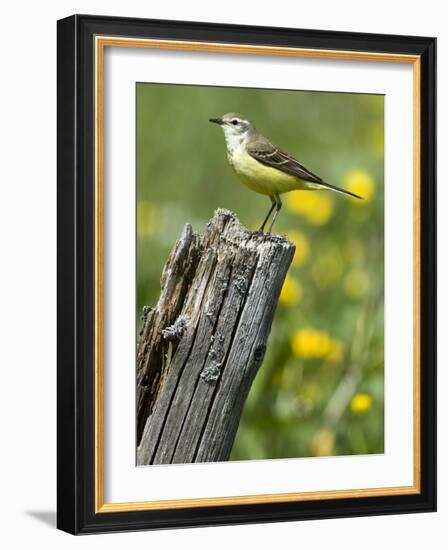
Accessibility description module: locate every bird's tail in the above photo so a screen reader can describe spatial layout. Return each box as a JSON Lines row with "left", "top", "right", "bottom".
{"left": 318, "top": 181, "right": 364, "bottom": 200}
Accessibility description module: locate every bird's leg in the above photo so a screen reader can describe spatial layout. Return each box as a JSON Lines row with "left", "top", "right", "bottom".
{"left": 258, "top": 196, "right": 276, "bottom": 233}
{"left": 267, "top": 194, "right": 282, "bottom": 234}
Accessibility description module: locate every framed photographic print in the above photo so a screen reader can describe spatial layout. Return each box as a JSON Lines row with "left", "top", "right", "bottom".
{"left": 57, "top": 14, "right": 436, "bottom": 534}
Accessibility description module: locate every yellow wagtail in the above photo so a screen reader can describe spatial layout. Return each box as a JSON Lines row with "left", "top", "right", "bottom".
{"left": 209, "top": 112, "right": 363, "bottom": 234}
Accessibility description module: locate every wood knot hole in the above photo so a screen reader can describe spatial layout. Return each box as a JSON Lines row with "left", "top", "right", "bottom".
{"left": 254, "top": 345, "right": 266, "bottom": 362}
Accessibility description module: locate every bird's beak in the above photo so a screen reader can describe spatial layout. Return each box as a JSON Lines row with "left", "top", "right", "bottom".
{"left": 209, "top": 117, "right": 223, "bottom": 125}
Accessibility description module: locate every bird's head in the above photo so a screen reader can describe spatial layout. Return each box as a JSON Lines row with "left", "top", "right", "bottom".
{"left": 209, "top": 113, "right": 256, "bottom": 144}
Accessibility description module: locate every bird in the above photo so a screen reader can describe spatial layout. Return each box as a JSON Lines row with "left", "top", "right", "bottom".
{"left": 209, "top": 112, "right": 363, "bottom": 234}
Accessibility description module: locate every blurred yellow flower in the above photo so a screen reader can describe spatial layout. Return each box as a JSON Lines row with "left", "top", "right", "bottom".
{"left": 291, "top": 328, "right": 346, "bottom": 364}
{"left": 291, "top": 328, "right": 331, "bottom": 359}
{"left": 342, "top": 169, "right": 375, "bottom": 203}
{"left": 344, "top": 268, "right": 370, "bottom": 299}
{"left": 279, "top": 275, "right": 302, "bottom": 306}
{"left": 285, "top": 192, "right": 334, "bottom": 225}
{"left": 307, "top": 194, "right": 333, "bottom": 225}
{"left": 351, "top": 393, "right": 372, "bottom": 414}
{"left": 310, "top": 429, "right": 335, "bottom": 456}
{"left": 288, "top": 230, "right": 310, "bottom": 266}
{"left": 285, "top": 191, "right": 305, "bottom": 215}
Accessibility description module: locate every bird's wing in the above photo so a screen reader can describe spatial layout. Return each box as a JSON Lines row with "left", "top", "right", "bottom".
{"left": 247, "top": 136, "right": 363, "bottom": 199}
{"left": 247, "top": 137, "right": 324, "bottom": 184}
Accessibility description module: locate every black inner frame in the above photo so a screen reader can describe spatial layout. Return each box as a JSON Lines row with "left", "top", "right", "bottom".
{"left": 57, "top": 14, "right": 436, "bottom": 535}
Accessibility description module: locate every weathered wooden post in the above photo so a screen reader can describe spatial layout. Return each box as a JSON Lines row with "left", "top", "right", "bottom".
{"left": 137, "top": 208, "right": 294, "bottom": 465}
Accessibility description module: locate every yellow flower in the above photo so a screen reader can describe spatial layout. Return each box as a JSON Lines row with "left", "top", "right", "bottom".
{"left": 291, "top": 328, "right": 331, "bottom": 359}
{"left": 285, "top": 194, "right": 299, "bottom": 215}
{"left": 342, "top": 169, "right": 375, "bottom": 203}
{"left": 285, "top": 192, "right": 334, "bottom": 225}
{"left": 279, "top": 275, "right": 302, "bottom": 306}
{"left": 307, "top": 194, "right": 334, "bottom": 225}
{"left": 288, "top": 231, "right": 310, "bottom": 266}
{"left": 351, "top": 393, "right": 372, "bottom": 414}
{"left": 344, "top": 268, "right": 370, "bottom": 299}
{"left": 310, "top": 429, "right": 335, "bottom": 456}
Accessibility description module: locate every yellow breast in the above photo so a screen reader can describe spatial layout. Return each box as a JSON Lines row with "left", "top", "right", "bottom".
{"left": 228, "top": 146, "right": 305, "bottom": 196}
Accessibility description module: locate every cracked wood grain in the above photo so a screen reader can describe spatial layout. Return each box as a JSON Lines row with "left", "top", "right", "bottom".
{"left": 137, "top": 209, "right": 294, "bottom": 465}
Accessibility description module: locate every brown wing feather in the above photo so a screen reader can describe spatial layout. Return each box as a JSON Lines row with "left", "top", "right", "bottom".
{"left": 247, "top": 138, "right": 323, "bottom": 184}
{"left": 247, "top": 137, "right": 363, "bottom": 200}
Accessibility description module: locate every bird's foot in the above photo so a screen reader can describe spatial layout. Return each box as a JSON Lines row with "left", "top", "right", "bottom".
{"left": 251, "top": 229, "right": 275, "bottom": 242}
{"left": 261, "top": 231, "right": 272, "bottom": 241}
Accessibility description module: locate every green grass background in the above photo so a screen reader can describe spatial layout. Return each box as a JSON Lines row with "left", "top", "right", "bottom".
{"left": 137, "top": 83, "right": 384, "bottom": 460}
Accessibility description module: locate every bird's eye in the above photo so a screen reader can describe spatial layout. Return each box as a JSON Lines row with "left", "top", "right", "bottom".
{"left": 231, "top": 119, "right": 238, "bottom": 125}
